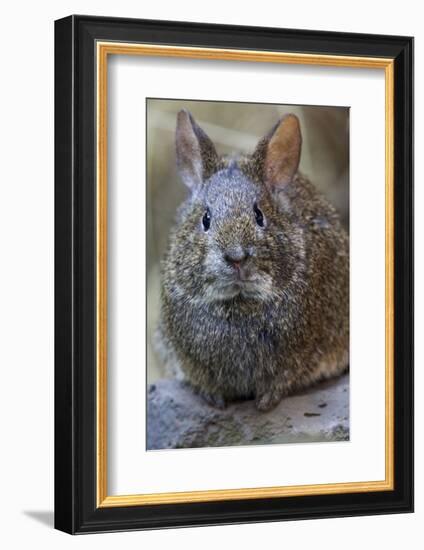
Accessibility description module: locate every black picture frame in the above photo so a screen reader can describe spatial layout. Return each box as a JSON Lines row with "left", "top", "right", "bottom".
{"left": 55, "top": 14, "right": 414, "bottom": 534}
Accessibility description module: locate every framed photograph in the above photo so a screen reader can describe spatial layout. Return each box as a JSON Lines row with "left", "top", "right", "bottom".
{"left": 54, "top": 15, "right": 413, "bottom": 534}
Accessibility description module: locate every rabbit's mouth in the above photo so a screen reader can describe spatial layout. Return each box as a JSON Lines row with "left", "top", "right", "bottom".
{"left": 202, "top": 251, "right": 276, "bottom": 302}
{"left": 204, "top": 274, "right": 274, "bottom": 302}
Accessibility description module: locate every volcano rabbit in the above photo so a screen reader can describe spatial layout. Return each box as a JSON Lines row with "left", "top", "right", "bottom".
{"left": 156, "top": 110, "right": 349, "bottom": 411}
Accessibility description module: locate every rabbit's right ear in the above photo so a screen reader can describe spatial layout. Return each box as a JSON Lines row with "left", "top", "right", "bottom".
{"left": 175, "top": 110, "right": 219, "bottom": 188}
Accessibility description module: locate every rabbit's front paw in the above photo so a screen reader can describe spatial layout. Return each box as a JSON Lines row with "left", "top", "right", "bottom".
{"left": 255, "top": 389, "right": 283, "bottom": 412}
{"left": 199, "top": 390, "right": 227, "bottom": 410}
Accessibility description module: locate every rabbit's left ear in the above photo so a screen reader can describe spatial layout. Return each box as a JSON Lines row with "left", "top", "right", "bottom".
{"left": 253, "top": 114, "right": 302, "bottom": 191}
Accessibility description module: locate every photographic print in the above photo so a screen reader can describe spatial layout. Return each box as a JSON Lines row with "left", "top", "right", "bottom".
{"left": 55, "top": 16, "right": 413, "bottom": 533}
{"left": 146, "top": 99, "right": 350, "bottom": 450}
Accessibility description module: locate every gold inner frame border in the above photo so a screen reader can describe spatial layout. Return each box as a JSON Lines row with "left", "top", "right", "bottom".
{"left": 96, "top": 42, "right": 394, "bottom": 508}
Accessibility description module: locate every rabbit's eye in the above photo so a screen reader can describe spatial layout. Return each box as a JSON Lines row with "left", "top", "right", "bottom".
{"left": 254, "top": 203, "right": 264, "bottom": 227}
{"left": 202, "top": 208, "right": 211, "bottom": 231}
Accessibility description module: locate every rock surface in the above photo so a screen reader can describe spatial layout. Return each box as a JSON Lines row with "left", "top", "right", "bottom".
{"left": 147, "top": 374, "right": 349, "bottom": 450}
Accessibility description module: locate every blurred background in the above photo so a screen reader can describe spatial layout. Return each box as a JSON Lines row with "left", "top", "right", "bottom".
{"left": 147, "top": 99, "right": 349, "bottom": 382}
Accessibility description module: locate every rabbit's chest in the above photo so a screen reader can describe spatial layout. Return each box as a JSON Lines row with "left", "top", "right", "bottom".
{"left": 175, "top": 305, "right": 282, "bottom": 394}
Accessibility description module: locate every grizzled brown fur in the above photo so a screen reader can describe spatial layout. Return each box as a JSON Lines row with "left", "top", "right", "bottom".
{"left": 156, "top": 110, "right": 349, "bottom": 411}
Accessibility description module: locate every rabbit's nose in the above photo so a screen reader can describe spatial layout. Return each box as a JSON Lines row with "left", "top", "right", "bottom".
{"left": 224, "top": 246, "right": 250, "bottom": 268}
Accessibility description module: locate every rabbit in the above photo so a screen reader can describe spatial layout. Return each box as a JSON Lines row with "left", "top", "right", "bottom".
{"left": 155, "top": 109, "right": 349, "bottom": 411}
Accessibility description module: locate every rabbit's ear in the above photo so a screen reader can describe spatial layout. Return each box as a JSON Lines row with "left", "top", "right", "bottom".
{"left": 175, "top": 110, "right": 219, "bottom": 188}
{"left": 254, "top": 114, "right": 302, "bottom": 191}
